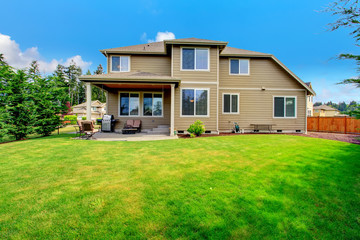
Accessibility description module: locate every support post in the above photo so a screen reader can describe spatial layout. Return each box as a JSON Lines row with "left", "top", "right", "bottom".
{"left": 86, "top": 83, "right": 92, "bottom": 121}
{"left": 170, "top": 84, "right": 175, "bottom": 136}
{"left": 105, "top": 91, "right": 109, "bottom": 115}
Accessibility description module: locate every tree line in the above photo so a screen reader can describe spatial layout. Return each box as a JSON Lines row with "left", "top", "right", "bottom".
{"left": 0, "top": 54, "right": 105, "bottom": 141}
{"left": 313, "top": 100, "right": 358, "bottom": 114}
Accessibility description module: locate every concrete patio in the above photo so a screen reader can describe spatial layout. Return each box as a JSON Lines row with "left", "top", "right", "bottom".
{"left": 91, "top": 132, "right": 178, "bottom": 141}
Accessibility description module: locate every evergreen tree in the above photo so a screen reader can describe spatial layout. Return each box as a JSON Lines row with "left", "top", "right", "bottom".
{"left": 64, "top": 60, "right": 82, "bottom": 106}
{"left": 32, "top": 75, "right": 69, "bottom": 136}
{"left": 4, "top": 70, "right": 33, "bottom": 140}
{"left": 0, "top": 54, "right": 12, "bottom": 138}
{"left": 91, "top": 64, "right": 106, "bottom": 102}
{"left": 28, "top": 60, "right": 41, "bottom": 82}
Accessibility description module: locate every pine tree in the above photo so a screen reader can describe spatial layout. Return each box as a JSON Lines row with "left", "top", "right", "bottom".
{"left": 4, "top": 70, "right": 33, "bottom": 140}
{"left": 64, "top": 60, "right": 82, "bottom": 105}
{"left": 0, "top": 54, "right": 12, "bottom": 138}
{"left": 92, "top": 64, "right": 106, "bottom": 102}
{"left": 32, "top": 75, "right": 69, "bottom": 136}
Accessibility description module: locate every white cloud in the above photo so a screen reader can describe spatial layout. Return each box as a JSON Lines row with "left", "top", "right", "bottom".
{"left": 313, "top": 79, "right": 360, "bottom": 103}
{"left": 143, "top": 31, "right": 175, "bottom": 43}
{"left": 0, "top": 33, "right": 92, "bottom": 73}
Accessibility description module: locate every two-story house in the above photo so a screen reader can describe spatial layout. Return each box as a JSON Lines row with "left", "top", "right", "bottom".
{"left": 79, "top": 38, "right": 315, "bottom": 135}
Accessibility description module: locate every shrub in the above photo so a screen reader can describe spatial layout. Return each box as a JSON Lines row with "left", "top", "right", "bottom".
{"left": 82, "top": 116, "right": 86, "bottom": 120}
{"left": 190, "top": 133, "right": 196, "bottom": 138}
{"left": 63, "top": 115, "right": 77, "bottom": 125}
{"left": 187, "top": 120, "right": 205, "bottom": 136}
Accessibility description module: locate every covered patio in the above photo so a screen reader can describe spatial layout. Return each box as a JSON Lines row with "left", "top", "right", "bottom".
{"left": 80, "top": 72, "right": 180, "bottom": 136}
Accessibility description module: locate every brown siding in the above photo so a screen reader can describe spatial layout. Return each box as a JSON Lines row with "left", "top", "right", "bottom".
{"left": 218, "top": 89, "right": 306, "bottom": 132}
{"left": 108, "top": 54, "right": 171, "bottom": 75}
{"left": 174, "top": 84, "right": 217, "bottom": 132}
{"left": 172, "top": 45, "right": 218, "bottom": 82}
{"left": 219, "top": 57, "right": 304, "bottom": 89}
{"left": 107, "top": 89, "right": 170, "bottom": 130}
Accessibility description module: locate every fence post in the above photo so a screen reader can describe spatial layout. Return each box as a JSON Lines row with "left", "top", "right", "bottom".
{"left": 344, "top": 116, "right": 347, "bottom": 134}
{"left": 317, "top": 116, "right": 320, "bottom": 132}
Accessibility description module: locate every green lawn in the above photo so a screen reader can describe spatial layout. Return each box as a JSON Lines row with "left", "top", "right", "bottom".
{"left": 0, "top": 130, "right": 359, "bottom": 239}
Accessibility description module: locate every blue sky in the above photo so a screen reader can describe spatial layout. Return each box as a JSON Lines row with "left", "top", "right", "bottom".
{"left": 0, "top": 0, "right": 359, "bottom": 103}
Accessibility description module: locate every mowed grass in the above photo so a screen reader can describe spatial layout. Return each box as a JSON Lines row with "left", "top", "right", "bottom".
{"left": 0, "top": 131, "right": 359, "bottom": 239}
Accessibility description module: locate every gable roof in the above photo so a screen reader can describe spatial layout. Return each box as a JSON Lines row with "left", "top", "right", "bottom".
{"left": 97, "top": 38, "right": 316, "bottom": 95}
{"left": 313, "top": 104, "right": 338, "bottom": 111}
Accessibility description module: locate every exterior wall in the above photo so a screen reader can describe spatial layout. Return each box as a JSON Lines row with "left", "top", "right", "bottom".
{"left": 218, "top": 89, "right": 306, "bottom": 132}
{"left": 313, "top": 109, "right": 339, "bottom": 117}
{"left": 172, "top": 45, "right": 219, "bottom": 132}
{"left": 107, "top": 54, "right": 171, "bottom": 75}
{"left": 218, "top": 56, "right": 307, "bottom": 132}
{"left": 174, "top": 84, "right": 218, "bottom": 131}
{"left": 219, "top": 57, "right": 304, "bottom": 89}
{"left": 107, "top": 89, "right": 170, "bottom": 130}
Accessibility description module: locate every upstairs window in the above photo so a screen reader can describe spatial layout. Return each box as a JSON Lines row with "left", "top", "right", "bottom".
{"left": 230, "top": 59, "right": 249, "bottom": 75}
{"left": 274, "top": 96, "right": 296, "bottom": 118}
{"left": 111, "top": 56, "right": 130, "bottom": 72}
{"left": 223, "top": 93, "right": 239, "bottom": 114}
{"left": 182, "top": 48, "right": 209, "bottom": 71}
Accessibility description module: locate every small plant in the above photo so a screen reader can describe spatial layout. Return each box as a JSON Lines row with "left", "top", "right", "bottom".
{"left": 187, "top": 120, "right": 205, "bottom": 136}
{"left": 190, "top": 133, "right": 196, "bottom": 138}
{"left": 82, "top": 116, "right": 87, "bottom": 120}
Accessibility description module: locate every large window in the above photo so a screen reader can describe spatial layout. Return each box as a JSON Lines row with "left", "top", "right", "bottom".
{"left": 223, "top": 93, "right": 239, "bottom": 114}
{"left": 119, "top": 93, "right": 139, "bottom": 116}
{"left": 182, "top": 48, "right": 209, "bottom": 71}
{"left": 230, "top": 59, "right": 249, "bottom": 75}
{"left": 143, "top": 93, "right": 163, "bottom": 117}
{"left": 111, "top": 56, "right": 130, "bottom": 72}
{"left": 274, "top": 96, "right": 296, "bottom": 118}
{"left": 181, "top": 89, "right": 208, "bottom": 116}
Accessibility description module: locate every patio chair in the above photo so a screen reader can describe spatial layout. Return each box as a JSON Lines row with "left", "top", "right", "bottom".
{"left": 122, "top": 119, "right": 137, "bottom": 134}
{"left": 133, "top": 120, "right": 141, "bottom": 132}
{"left": 81, "top": 120, "right": 96, "bottom": 139}
{"left": 74, "top": 120, "right": 84, "bottom": 138}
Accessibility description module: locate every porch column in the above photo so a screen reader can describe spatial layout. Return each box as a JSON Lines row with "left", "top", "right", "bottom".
{"left": 105, "top": 91, "right": 109, "bottom": 115}
{"left": 86, "top": 82, "right": 92, "bottom": 121}
{"left": 170, "top": 84, "right": 175, "bottom": 136}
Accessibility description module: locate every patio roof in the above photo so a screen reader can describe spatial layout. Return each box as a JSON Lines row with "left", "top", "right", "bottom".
{"left": 79, "top": 71, "right": 181, "bottom": 87}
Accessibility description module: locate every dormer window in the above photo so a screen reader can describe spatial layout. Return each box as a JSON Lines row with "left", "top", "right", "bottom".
{"left": 230, "top": 59, "right": 249, "bottom": 75}
{"left": 111, "top": 56, "right": 130, "bottom": 72}
{"left": 181, "top": 48, "right": 209, "bottom": 71}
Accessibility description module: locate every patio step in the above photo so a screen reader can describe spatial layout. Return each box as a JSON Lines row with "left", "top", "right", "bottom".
{"left": 157, "top": 125, "right": 170, "bottom": 129}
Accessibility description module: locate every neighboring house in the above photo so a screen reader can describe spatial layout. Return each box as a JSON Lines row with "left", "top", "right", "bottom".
{"left": 305, "top": 82, "right": 314, "bottom": 116}
{"left": 313, "top": 104, "right": 340, "bottom": 117}
{"left": 79, "top": 38, "right": 316, "bottom": 135}
{"left": 72, "top": 100, "right": 106, "bottom": 120}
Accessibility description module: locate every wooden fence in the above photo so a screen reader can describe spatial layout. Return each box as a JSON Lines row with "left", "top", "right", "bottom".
{"left": 307, "top": 116, "right": 360, "bottom": 134}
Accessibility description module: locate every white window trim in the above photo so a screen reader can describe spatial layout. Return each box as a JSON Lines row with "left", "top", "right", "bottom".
{"left": 110, "top": 55, "right": 131, "bottom": 73}
{"left": 180, "top": 88, "right": 210, "bottom": 117}
{"left": 142, "top": 92, "right": 164, "bottom": 118}
{"left": 273, "top": 96, "right": 297, "bottom": 119}
{"left": 229, "top": 58, "right": 250, "bottom": 76}
{"left": 180, "top": 47, "right": 210, "bottom": 71}
{"left": 118, "top": 92, "right": 140, "bottom": 117}
{"left": 222, "top": 93, "right": 240, "bottom": 114}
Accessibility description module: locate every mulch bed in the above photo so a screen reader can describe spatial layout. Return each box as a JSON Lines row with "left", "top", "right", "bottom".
{"left": 178, "top": 132, "right": 360, "bottom": 145}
